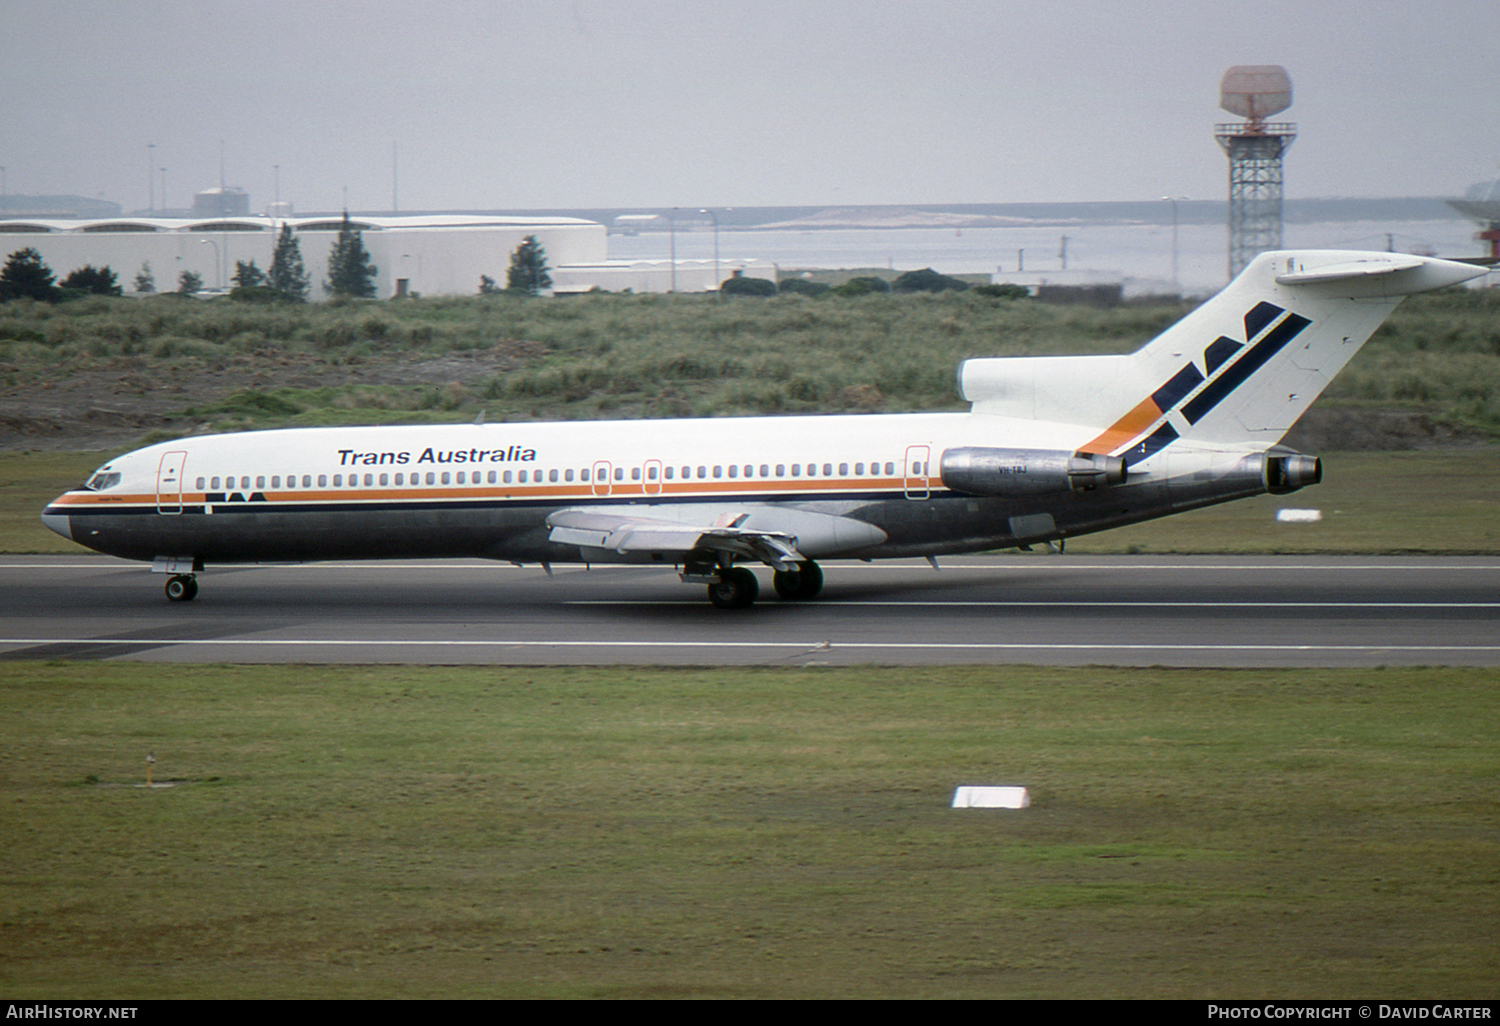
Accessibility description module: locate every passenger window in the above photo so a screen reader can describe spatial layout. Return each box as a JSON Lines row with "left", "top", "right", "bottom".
{"left": 362, "top": 473, "right": 371, "bottom": 486}
{"left": 776, "top": 465, "right": 785, "bottom": 477}
{"left": 564, "top": 468, "right": 574, "bottom": 482}
{"left": 697, "top": 466, "right": 706, "bottom": 479}
{"left": 379, "top": 473, "right": 388, "bottom": 486}
{"left": 760, "top": 465, "right": 769, "bottom": 478}
{"left": 806, "top": 464, "right": 816, "bottom": 477}
{"left": 713, "top": 466, "right": 722, "bottom": 479}
{"left": 664, "top": 467, "right": 673, "bottom": 480}
{"left": 456, "top": 472, "right": 465, "bottom": 485}
{"left": 823, "top": 464, "right": 832, "bottom": 477}
{"left": 614, "top": 467, "right": 623, "bottom": 481}
{"left": 579, "top": 469, "right": 588, "bottom": 482}
{"left": 208, "top": 477, "right": 218, "bottom": 489}
{"left": 318, "top": 475, "right": 328, "bottom": 487}
{"left": 791, "top": 464, "right": 800, "bottom": 477}
{"left": 441, "top": 472, "right": 450, "bottom": 485}
{"left": 631, "top": 467, "right": 640, "bottom": 481}
{"left": 885, "top": 462, "right": 895, "bottom": 475}
{"left": 394, "top": 473, "right": 403, "bottom": 486}
{"left": 333, "top": 474, "right": 342, "bottom": 487}
{"left": 727, "top": 465, "right": 737, "bottom": 478}
{"left": 241, "top": 476, "right": 251, "bottom": 490}
{"left": 302, "top": 475, "right": 312, "bottom": 488}
{"left": 855, "top": 463, "right": 865, "bottom": 475}
{"left": 488, "top": 470, "right": 497, "bottom": 484}
{"left": 503, "top": 470, "right": 512, "bottom": 484}
{"left": 550, "top": 469, "right": 559, "bottom": 483}
{"left": 426, "top": 472, "right": 436, "bottom": 485}
{"left": 270, "top": 476, "right": 279, "bottom": 489}
{"left": 647, "top": 466, "right": 657, "bottom": 480}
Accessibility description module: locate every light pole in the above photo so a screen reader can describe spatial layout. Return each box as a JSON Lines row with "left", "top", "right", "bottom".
{"left": 669, "top": 207, "right": 677, "bottom": 293}
{"left": 699, "top": 208, "right": 719, "bottom": 296}
{"left": 1161, "top": 196, "right": 1187, "bottom": 294}
{"left": 147, "top": 144, "right": 155, "bottom": 213}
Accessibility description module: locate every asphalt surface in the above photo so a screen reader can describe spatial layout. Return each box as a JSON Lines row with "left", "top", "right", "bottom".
{"left": 2, "top": 554, "right": 1498, "bottom": 667}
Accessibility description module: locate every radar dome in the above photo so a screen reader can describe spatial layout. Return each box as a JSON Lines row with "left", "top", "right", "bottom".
{"left": 1220, "top": 65, "right": 1292, "bottom": 122}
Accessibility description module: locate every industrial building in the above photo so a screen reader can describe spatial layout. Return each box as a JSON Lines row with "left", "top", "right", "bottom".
{"left": 0, "top": 214, "right": 611, "bottom": 297}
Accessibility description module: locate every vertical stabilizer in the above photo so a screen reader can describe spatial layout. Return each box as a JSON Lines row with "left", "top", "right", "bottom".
{"left": 961, "top": 251, "right": 1484, "bottom": 460}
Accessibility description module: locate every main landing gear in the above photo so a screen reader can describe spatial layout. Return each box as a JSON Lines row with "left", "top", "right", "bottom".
{"left": 164, "top": 574, "right": 198, "bottom": 602}
{"left": 704, "top": 559, "right": 824, "bottom": 609}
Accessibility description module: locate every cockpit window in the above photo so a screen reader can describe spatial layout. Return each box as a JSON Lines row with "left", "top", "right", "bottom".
{"left": 85, "top": 470, "right": 122, "bottom": 491}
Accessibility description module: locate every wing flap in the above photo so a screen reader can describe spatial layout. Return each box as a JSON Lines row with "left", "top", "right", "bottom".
{"left": 546, "top": 508, "right": 807, "bottom": 570}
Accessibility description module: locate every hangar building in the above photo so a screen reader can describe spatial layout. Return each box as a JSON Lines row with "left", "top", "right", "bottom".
{"left": 0, "top": 214, "right": 608, "bottom": 297}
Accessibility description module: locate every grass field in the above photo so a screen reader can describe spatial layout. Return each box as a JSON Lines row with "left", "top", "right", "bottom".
{"left": 2, "top": 663, "right": 1496, "bottom": 999}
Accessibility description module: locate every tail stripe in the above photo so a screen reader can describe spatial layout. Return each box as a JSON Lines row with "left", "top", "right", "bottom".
{"left": 1080, "top": 302, "right": 1312, "bottom": 458}
{"left": 1152, "top": 364, "right": 1205, "bottom": 410}
{"left": 1181, "top": 312, "right": 1310, "bottom": 424}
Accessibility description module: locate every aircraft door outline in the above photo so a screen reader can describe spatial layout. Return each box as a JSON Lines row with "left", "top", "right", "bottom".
{"left": 904, "top": 445, "right": 930, "bottom": 500}
{"left": 156, "top": 451, "right": 187, "bottom": 514}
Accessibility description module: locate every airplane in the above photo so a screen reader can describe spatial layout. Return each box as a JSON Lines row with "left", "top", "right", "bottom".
{"left": 42, "top": 250, "right": 1485, "bottom": 608}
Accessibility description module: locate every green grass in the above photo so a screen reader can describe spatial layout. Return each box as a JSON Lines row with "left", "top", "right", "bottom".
{"left": 2, "top": 663, "right": 1496, "bottom": 998}
{"left": 6, "top": 447, "right": 1497, "bottom": 555}
{"left": 3, "top": 286, "right": 1497, "bottom": 433}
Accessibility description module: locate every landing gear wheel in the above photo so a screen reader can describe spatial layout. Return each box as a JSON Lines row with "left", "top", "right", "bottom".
{"left": 773, "top": 559, "right": 824, "bottom": 600}
{"left": 707, "top": 566, "right": 759, "bottom": 609}
{"left": 165, "top": 574, "right": 198, "bottom": 602}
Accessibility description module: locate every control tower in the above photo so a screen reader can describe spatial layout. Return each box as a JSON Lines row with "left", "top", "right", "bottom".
{"left": 1215, "top": 66, "right": 1297, "bottom": 279}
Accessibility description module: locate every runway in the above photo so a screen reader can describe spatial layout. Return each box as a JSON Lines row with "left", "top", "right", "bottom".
{"left": 2, "top": 554, "right": 1498, "bottom": 667}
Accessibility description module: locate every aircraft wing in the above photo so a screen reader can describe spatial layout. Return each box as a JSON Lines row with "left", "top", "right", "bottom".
{"left": 546, "top": 508, "right": 806, "bottom": 570}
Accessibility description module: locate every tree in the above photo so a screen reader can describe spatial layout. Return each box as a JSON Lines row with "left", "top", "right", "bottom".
{"left": 478, "top": 274, "right": 502, "bottom": 294}
{"left": 830, "top": 276, "right": 891, "bottom": 297}
{"left": 177, "top": 270, "right": 204, "bottom": 294}
{"left": 60, "top": 265, "right": 122, "bottom": 296}
{"left": 506, "top": 235, "right": 552, "bottom": 295}
{"left": 134, "top": 262, "right": 156, "bottom": 293}
{"left": 719, "top": 274, "right": 778, "bottom": 297}
{"left": 324, "top": 212, "right": 378, "bottom": 298}
{"left": 0, "top": 248, "right": 58, "bottom": 302}
{"left": 892, "top": 267, "right": 969, "bottom": 293}
{"left": 233, "top": 259, "right": 266, "bottom": 289}
{"left": 267, "top": 223, "right": 309, "bottom": 302}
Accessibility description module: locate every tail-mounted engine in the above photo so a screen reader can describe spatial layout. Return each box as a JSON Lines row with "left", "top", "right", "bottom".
{"left": 1263, "top": 450, "right": 1321, "bottom": 494}
{"left": 940, "top": 447, "right": 1127, "bottom": 497}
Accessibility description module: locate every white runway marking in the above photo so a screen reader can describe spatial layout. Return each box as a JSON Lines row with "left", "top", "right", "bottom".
{"left": 4, "top": 638, "right": 1500, "bottom": 655}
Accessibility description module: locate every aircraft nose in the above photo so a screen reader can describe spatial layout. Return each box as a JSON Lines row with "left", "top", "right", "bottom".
{"left": 40, "top": 509, "right": 73, "bottom": 542}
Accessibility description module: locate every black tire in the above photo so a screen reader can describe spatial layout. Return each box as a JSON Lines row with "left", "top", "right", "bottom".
{"left": 707, "top": 566, "right": 759, "bottom": 609}
{"left": 772, "top": 560, "right": 824, "bottom": 600}
{"left": 165, "top": 575, "right": 198, "bottom": 602}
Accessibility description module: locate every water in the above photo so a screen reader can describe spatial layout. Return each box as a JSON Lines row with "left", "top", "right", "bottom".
{"left": 607, "top": 218, "right": 1484, "bottom": 295}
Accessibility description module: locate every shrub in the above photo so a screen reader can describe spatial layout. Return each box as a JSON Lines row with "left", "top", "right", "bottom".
{"left": 719, "top": 275, "right": 778, "bottom": 297}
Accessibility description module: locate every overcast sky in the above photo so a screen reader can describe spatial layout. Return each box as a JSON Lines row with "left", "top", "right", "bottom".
{"left": 4, "top": 0, "right": 1498, "bottom": 214}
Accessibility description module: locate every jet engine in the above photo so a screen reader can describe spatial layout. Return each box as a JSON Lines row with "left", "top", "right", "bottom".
{"left": 1263, "top": 450, "right": 1321, "bottom": 494}
{"left": 940, "top": 447, "right": 1127, "bottom": 497}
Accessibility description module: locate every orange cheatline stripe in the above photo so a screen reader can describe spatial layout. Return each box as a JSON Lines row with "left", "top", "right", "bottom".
{"left": 50, "top": 477, "right": 915, "bottom": 510}
{"left": 1079, "top": 397, "right": 1163, "bottom": 455}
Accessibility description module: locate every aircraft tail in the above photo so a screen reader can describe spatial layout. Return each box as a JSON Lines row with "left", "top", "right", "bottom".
{"left": 959, "top": 250, "right": 1486, "bottom": 459}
